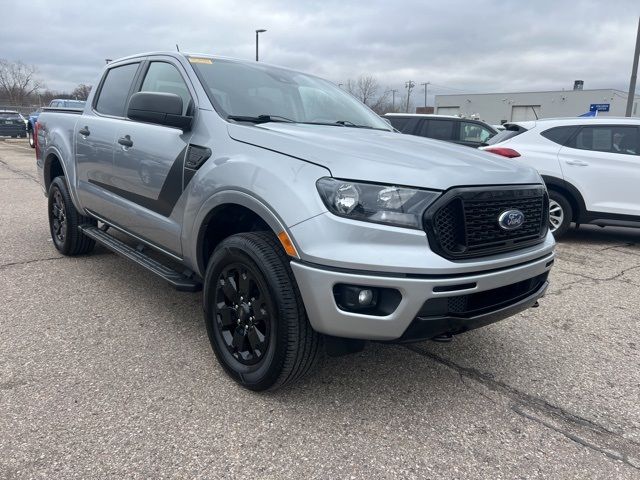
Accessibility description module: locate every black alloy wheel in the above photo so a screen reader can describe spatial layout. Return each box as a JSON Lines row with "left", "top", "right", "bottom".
{"left": 50, "top": 187, "right": 67, "bottom": 247}
{"left": 47, "top": 176, "right": 96, "bottom": 255}
{"left": 203, "top": 232, "right": 322, "bottom": 391}
{"left": 215, "top": 263, "right": 273, "bottom": 365}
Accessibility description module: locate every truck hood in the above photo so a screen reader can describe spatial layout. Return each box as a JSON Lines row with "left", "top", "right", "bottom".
{"left": 227, "top": 123, "right": 541, "bottom": 190}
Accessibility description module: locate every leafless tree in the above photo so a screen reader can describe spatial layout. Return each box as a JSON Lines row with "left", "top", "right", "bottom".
{"left": 71, "top": 83, "right": 92, "bottom": 100}
{"left": 369, "top": 90, "right": 392, "bottom": 114}
{"left": 344, "top": 75, "right": 382, "bottom": 107}
{"left": 0, "top": 59, "right": 44, "bottom": 106}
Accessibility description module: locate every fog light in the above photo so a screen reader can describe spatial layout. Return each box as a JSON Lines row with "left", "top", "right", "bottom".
{"left": 358, "top": 289, "right": 374, "bottom": 306}
{"left": 334, "top": 284, "right": 379, "bottom": 312}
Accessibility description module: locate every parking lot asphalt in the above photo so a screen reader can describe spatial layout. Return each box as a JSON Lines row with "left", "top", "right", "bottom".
{"left": 1, "top": 138, "right": 639, "bottom": 479}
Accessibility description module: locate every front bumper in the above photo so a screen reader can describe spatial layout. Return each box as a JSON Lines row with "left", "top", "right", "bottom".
{"left": 291, "top": 251, "right": 554, "bottom": 341}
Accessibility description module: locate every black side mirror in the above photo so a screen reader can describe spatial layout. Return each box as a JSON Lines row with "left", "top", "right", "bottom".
{"left": 127, "top": 92, "right": 193, "bottom": 131}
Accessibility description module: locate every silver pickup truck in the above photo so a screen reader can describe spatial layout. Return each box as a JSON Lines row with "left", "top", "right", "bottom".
{"left": 36, "top": 52, "right": 555, "bottom": 391}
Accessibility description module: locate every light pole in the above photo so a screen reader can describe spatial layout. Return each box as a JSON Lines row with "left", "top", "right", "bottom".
{"left": 626, "top": 17, "right": 640, "bottom": 117}
{"left": 255, "top": 29, "right": 267, "bottom": 61}
{"left": 391, "top": 89, "right": 398, "bottom": 111}
{"left": 420, "top": 82, "right": 430, "bottom": 108}
{"left": 405, "top": 80, "right": 415, "bottom": 112}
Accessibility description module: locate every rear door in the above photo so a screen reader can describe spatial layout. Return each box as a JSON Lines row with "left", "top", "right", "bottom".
{"left": 558, "top": 124, "right": 640, "bottom": 215}
{"left": 109, "top": 58, "right": 196, "bottom": 255}
{"left": 75, "top": 61, "right": 142, "bottom": 215}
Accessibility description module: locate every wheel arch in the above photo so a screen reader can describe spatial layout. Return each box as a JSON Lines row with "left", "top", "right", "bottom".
{"left": 193, "top": 191, "right": 294, "bottom": 277}
{"left": 541, "top": 175, "right": 586, "bottom": 222}
{"left": 43, "top": 152, "right": 66, "bottom": 192}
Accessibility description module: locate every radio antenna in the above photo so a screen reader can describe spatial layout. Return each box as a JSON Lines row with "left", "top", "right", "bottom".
{"left": 176, "top": 44, "right": 180, "bottom": 52}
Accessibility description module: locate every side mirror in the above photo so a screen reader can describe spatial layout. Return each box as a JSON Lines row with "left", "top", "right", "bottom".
{"left": 127, "top": 92, "right": 192, "bottom": 131}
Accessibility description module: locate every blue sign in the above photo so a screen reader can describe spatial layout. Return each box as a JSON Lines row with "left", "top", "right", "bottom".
{"left": 590, "top": 103, "right": 610, "bottom": 112}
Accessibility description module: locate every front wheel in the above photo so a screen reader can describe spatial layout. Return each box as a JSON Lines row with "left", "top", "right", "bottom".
{"left": 203, "top": 232, "right": 322, "bottom": 391}
{"left": 548, "top": 190, "right": 573, "bottom": 239}
{"left": 48, "top": 176, "right": 96, "bottom": 255}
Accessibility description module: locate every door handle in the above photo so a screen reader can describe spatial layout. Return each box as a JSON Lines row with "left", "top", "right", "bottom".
{"left": 565, "top": 159, "right": 589, "bottom": 166}
{"left": 118, "top": 135, "right": 133, "bottom": 148}
{"left": 78, "top": 126, "right": 90, "bottom": 137}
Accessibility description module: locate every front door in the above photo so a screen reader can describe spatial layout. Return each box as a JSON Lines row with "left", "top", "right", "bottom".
{"left": 108, "top": 60, "right": 196, "bottom": 255}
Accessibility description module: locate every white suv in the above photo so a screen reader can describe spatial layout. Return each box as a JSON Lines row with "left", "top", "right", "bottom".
{"left": 482, "top": 117, "right": 640, "bottom": 238}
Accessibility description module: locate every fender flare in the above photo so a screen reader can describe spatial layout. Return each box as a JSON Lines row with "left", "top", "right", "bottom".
{"left": 43, "top": 145, "right": 84, "bottom": 213}
{"left": 189, "top": 189, "right": 292, "bottom": 275}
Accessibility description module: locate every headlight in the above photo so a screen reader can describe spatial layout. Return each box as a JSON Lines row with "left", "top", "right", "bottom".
{"left": 316, "top": 177, "right": 440, "bottom": 229}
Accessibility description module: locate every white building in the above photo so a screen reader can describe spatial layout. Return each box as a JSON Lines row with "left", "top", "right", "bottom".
{"left": 434, "top": 88, "right": 640, "bottom": 125}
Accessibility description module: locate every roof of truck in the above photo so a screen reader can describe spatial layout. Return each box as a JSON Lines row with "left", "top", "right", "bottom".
{"left": 108, "top": 51, "right": 291, "bottom": 70}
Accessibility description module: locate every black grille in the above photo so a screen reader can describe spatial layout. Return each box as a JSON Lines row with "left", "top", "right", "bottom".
{"left": 426, "top": 186, "right": 548, "bottom": 259}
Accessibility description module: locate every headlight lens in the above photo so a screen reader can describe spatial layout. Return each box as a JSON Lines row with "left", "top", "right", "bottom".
{"left": 316, "top": 178, "right": 440, "bottom": 229}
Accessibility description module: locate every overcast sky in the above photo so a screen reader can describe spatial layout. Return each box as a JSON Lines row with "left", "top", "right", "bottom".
{"left": 2, "top": 0, "right": 639, "bottom": 103}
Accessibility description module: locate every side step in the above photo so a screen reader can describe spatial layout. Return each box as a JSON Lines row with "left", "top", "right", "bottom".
{"left": 79, "top": 225, "right": 201, "bottom": 292}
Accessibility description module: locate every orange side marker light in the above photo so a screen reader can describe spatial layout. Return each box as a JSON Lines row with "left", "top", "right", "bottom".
{"left": 277, "top": 231, "right": 298, "bottom": 258}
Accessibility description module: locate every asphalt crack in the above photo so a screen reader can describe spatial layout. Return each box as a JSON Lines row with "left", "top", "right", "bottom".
{"left": 546, "top": 263, "right": 640, "bottom": 297}
{"left": 0, "top": 256, "right": 63, "bottom": 270}
{"left": 406, "top": 345, "right": 640, "bottom": 470}
{"left": 0, "top": 158, "right": 39, "bottom": 184}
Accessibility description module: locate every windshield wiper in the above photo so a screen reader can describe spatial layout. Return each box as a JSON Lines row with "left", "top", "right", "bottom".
{"left": 227, "top": 114, "right": 295, "bottom": 124}
{"left": 333, "top": 120, "right": 388, "bottom": 130}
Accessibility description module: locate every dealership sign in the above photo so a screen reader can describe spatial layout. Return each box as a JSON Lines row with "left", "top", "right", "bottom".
{"left": 589, "top": 103, "right": 610, "bottom": 112}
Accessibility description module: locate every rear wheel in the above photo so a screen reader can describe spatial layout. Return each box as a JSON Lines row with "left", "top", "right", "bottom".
{"left": 48, "top": 176, "right": 96, "bottom": 255}
{"left": 28, "top": 130, "right": 35, "bottom": 147}
{"left": 548, "top": 190, "right": 572, "bottom": 239}
{"left": 203, "top": 232, "right": 322, "bottom": 391}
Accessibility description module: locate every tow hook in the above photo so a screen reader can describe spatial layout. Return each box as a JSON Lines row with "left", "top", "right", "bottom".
{"left": 431, "top": 333, "right": 453, "bottom": 343}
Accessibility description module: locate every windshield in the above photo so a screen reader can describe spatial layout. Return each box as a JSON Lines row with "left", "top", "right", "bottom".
{"left": 190, "top": 58, "right": 391, "bottom": 130}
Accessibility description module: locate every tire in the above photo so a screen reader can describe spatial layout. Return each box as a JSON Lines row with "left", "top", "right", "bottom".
{"left": 28, "top": 130, "right": 35, "bottom": 148}
{"left": 48, "top": 176, "right": 96, "bottom": 255}
{"left": 548, "top": 190, "right": 573, "bottom": 239}
{"left": 203, "top": 231, "right": 322, "bottom": 391}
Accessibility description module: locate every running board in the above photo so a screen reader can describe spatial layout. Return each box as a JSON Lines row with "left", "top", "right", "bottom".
{"left": 79, "top": 225, "right": 201, "bottom": 292}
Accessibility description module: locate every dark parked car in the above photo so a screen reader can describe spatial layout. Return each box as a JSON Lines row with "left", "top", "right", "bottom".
{"left": 0, "top": 111, "right": 27, "bottom": 138}
{"left": 384, "top": 114, "right": 497, "bottom": 148}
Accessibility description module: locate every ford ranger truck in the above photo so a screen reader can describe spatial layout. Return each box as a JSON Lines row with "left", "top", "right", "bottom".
{"left": 36, "top": 52, "right": 555, "bottom": 391}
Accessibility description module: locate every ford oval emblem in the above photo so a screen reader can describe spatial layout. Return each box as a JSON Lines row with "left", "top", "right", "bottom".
{"left": 498, "top": 209, "right": 525, "bottom": 230}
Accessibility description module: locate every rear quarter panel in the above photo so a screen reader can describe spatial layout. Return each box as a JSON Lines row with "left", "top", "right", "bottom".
{"left": 499, "top": 128, "right": 564, "bottom": 179}
{"left": 36, "top": 112, "right": 82, "bottom": 208}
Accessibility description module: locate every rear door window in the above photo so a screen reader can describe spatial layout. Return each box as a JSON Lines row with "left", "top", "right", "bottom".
{"left": 387, "top": 116, "right": 409, "bottom": 131}
{"left": 570, "top": 126, "right": 638, "bottom": 155}
{"left": 424, "top": 119, "right": 455, "bottom": 140}
{"left": 95, "top": 63, "right": 140, "bottom": 117}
